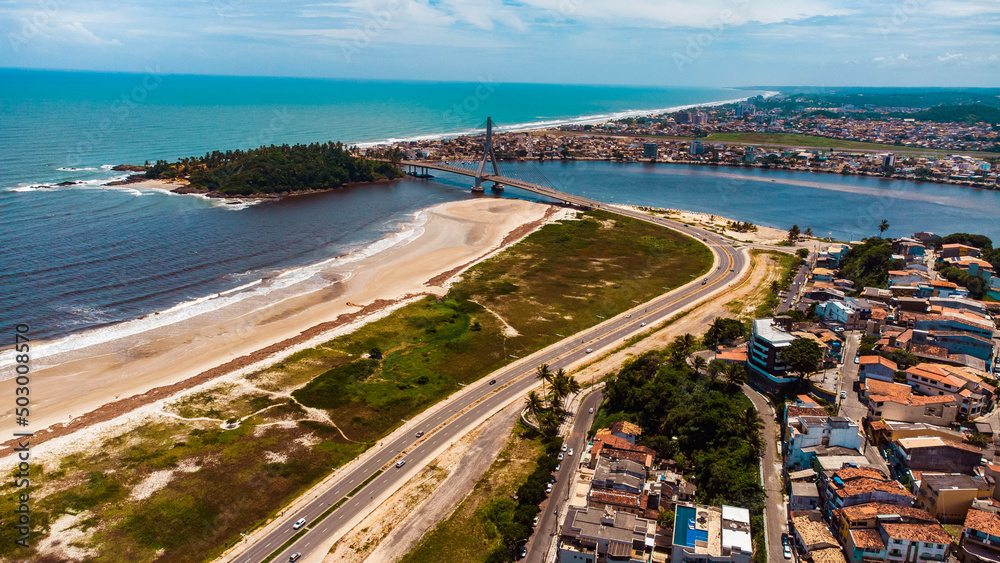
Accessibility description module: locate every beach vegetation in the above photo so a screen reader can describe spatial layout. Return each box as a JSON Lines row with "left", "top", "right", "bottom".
{"left": 144, "top": 142, "right": 404, "bottom": 195}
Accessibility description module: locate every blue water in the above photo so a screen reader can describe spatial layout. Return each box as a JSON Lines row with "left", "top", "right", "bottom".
{"left": 2, "top": 69, "right": 997, "bottom": 344}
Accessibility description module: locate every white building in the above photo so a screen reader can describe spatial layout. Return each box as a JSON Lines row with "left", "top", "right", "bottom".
{"left": 786, "top": 415, "right": 864, "bottom": 469}
{"left": 672, "top": 504, "right": 753, "bottom": 563}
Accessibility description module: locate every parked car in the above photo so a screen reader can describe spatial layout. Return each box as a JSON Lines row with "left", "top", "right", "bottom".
{"left": 555, "top": 463, "right": 560, "bottom": 471}
{"left": 783, "top": 545, "right": 792, "bottom": 559}
{"left": 292, "top": 518, "right": 306, "bottom": 530}
{"left": 853, "top": 356, "right": 860, "bottom": 364}
{"left": 568, "top": 448, "right": 573, "bottom": 456}
{"left": 840, "top": 391, "right": 847, "bottom": 399}
{"left": 562, "top": 444, "right": 567, "bottom": 452}
{"left": 519, "top": 546, "right": 528, "bottom": 559}
{"left": 781, "top": 533, "right": 789, "bottom": 546}
{"left": 533, "top": 516, "right": 538, "bottom": 527}
{"left": 545, "top": 483, "right": 552, "bottom": 494}
{"left": 558, "top": 453, "right": 564, "bottom": 461}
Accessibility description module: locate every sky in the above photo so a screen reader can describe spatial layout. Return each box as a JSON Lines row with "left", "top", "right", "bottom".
{"left": 1, "top": 0, "right": 999, "bottom": 86}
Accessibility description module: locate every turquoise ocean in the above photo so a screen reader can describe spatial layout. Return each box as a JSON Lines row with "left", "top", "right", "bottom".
{"left": 2, "top": 69, "right": 996, "bottom": 347}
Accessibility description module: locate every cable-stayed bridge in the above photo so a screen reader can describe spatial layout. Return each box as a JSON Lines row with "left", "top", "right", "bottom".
{"left": 392, "top": 117, "right": 600, "bottom": 209}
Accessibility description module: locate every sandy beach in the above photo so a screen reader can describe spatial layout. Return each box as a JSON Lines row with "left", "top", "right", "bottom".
{"left": 0, "top": 198, "right": 554, "bottom": 447}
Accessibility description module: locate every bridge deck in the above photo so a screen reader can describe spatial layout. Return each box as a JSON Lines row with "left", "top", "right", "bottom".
{"left": 399, "top": 161, "right": 598, "bottom": 208}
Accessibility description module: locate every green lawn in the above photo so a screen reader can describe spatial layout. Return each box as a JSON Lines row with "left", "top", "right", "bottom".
{"left": 5, "top": 209, "right": 711, "bottom": 562}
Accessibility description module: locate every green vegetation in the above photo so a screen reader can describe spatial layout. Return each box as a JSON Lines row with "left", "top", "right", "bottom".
{"left": 601, "top": 350, "right": 764, "bottom": 512}
{"left": 751, "top": 251, "right": 802, "bottom": 318}
{"left": 5, "top": 209, "right": 711, "bottom": 561}
{"left": 838, "top": 238, "right": 901, "bottom": 290}
{"left": 401, "top": 423, "right": 550, "bottom": 563}
{"left": 909, "top": 105, "right": 1000, "bottom": 125}
{"left": 702, "top": 317, "right": 746, "bottom": 348}
{"left": 778, "top": 338, "right": 823, "bottom": 378}
{"left": 144, "top": 142, "right": 403, "bottom": 195}
{"left": 934, "top": 233, "right": 1000, "bottom": 300}
{"left": 705, "top": 132, "right": 903, "bottom": 151}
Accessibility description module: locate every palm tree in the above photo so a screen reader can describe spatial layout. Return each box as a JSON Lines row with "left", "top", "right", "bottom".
{"left": 878, "top": 219, "right": 890, "bottom": 237}
{"left": 804, "top": 228, "right": 814, "bottom": 237}
{"left": 691, "top": 356, "right": 708, "bottom": 376}
{"left": 549, "top": 375, "right": 572, "bottom": 411}
{"left": 725, "top": 363, "right": 748, "bottom": 387}
{"left": 673, "top": 333, "right": 697, "bottom": 357}
{"left": 526, "top": 391, "right": 544, "bottom": 416}
{"left": 535, "top": 363, "right": 552, "bottom": 394}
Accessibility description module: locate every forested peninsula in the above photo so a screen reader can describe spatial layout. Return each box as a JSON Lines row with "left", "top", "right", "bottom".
{"left": 142, "top": 142, "right": 404, "bottom": 196}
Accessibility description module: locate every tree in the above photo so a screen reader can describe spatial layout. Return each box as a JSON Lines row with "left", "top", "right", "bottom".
{"left": 526, "top": 391, "right": 544, "bottom": 416}
{"left": 535, "top": 363, "right": 552, "bottom": 395}
{"left": 368, "top": 346, "right": 383, "bottom": 360}
{"left": 787, "top": 224, "right": 801, "bottom": 243}
{"left": 878, "top": 219, "right": 890, "bottom": 237}
{"left": 703, "top": 318, "right": 745, "bottom": 348}
{"left": 778, "top": 338, "right": 823, "bottom": 378}
{"left": 691, "top": 356, "right": 708, "bottom": 376}
{"left": 804, "top": 228, "right": 814, "bottom": 237}
{"left": 796, "top": 248, "right": 810, "bottom": 259}
{"left": 724, "top": 363, "right": 748, "bottom": 387}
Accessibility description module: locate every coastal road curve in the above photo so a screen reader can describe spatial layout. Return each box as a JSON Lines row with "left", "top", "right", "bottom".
{"left": 227, "top": 191, "right": 747, "bottom": 563}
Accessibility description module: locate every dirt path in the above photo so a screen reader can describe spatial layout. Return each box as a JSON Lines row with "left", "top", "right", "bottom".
{"left": 322, "top": 401, "right": 523, "bottom": 563}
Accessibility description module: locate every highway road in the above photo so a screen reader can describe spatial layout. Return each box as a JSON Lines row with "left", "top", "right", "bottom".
{"left": 227, "top": 190, "right": 748, "bottom": 563}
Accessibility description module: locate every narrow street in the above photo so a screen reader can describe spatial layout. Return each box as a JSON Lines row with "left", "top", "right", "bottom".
{"left": 742, "top": 384, "right": 786, "bottom": 563}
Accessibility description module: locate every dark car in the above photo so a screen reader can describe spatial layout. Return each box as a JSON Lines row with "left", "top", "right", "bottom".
{"left": 489, "top": 379, "right": 496, "bottom": 385}
{"left": 781, "top": 533, "right": 790, "bottom": 546}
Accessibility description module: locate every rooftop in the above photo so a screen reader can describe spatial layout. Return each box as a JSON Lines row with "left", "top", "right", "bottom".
{"left": 921, "top": 472, "right": 990, "bottom": 492}
{"left": 880, "top": 522, "right": 952, "bottom": 544}
{"left": 965, "top": 508, "right": 1000, "bottom": 538}
{"left": 791, "top": 513, "right": 838, "bottom": 548}
{"left": 753, "top": 318, "right": 797, "bottom": 346}
{"left": 836, "top": 502, "right": 935, "bottom": 523}
{"left": 898, "top": 435, "right": 982, "bottom": 455}
{"left": 850, "top": 528, "right": 886, "bottom": 551}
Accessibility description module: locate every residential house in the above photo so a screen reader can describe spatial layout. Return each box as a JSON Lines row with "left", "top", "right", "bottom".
{"left": 942, "top": 243, "right": 982, "bottom": 259}
{"left": 786, "top": 415, "right": 864, "bottom": 469}
{"left": 559, "top": 505, "right": 657, "bottom": 563}
{"left": 860, "top": 356, "right": 899, "bottom": 383}
{"left": 867, "top": 421, "right": 963, "bottom": 449}
{"left": 914, "top": 473, "right": 992, "bottom": 524}
{"left": 792, "top": 482, "right": 821, "bottom": 511}
{"left": 864, "top": 379, "right": 959, "bottom": 426}
{"left": 610, "top": 421, "right": 642, "bottom": 445}
{"left": 671, "top": 504, "right": 753, "bottom": 563}
{"left": 960, "top": 508, "right": 1000, "bottom": 563}
{"left": 878, "top": 522, "right": 952, "bottom": 562}
{"left": 588, "top": 490, "right": 646, "bottom": 516}
{"left": 888, "top": 436, "right": 984, "bottom": 478}
{"left": 790, "top": 510, "right": 840, "bottom": 553}
{"left": 593, "top": 458, "right": 646, "bottom": 495}
{"left": 906, "top": 363, "right": 993, "bottom": 418}
{"left": 831, "top": 503, "right": 938, "bottom": 562}
{"left": 590, "top": 433, "right": 656, "bottom": 470}
{"left": 821, "top": 467, "right": 914, "bottom": 516}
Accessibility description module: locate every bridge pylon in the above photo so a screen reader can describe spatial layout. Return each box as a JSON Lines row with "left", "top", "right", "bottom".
{"left": 472, "top": 117, "right": 501, "bottom": 193}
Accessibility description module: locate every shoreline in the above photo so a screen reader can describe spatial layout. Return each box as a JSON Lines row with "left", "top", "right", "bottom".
{"left": 0, "top": 198, "right": 557, "bottom": 456}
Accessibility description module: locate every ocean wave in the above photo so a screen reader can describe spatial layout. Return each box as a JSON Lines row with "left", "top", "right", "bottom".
{"left": 0, "top": 205, "right": 432, "bottom": 371}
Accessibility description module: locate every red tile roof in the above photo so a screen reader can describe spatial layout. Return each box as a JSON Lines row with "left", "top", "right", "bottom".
{"left": 966, "top": 509, "right": 1000, "bottom": 538}
{"left": 880, "top": 522, "right": 952, "bottom": 544}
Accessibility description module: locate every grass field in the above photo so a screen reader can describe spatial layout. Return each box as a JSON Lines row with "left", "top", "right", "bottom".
{"left": 3, "top": 209, "right": 711, "bottom": 562}
{"left": 399, "top": 423, "right": 544, "bottom": 563}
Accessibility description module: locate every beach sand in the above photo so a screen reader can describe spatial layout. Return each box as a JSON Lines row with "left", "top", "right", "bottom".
{"left": 0, "top": 198, "right": 554, "bottom": 446}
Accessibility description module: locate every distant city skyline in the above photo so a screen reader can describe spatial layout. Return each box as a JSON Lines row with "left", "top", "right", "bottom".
{"left": 1, "top": 0, "right": 998, "bottom": 87}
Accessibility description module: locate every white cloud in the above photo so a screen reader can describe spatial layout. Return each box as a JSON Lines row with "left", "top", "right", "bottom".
{"left": 937, "top": 52, "right": 964, "bottom": 61}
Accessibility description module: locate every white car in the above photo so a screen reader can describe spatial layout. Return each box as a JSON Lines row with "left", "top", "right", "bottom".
{"left": 292, "top": 517, "right": 306, "bottom": 530}
{"left": 640, "top": 322, "right": 646, "bottom": 327}
{"left": 558, "top": 453, "right": 564, "bottom": 461}
{"left": 395, "top": 460, "right": 406, "bottom": 468}
{"left": 567, "top": 448, "right": 574, "bottom": 456}
{"left": 562, "top": 444, "right": 567, "bottom": 452}
{"left": 783, "top": 545, "right": 792, "bottom": 559}
{"left": 533, "top": 516, "right": 538, "bottom": 527}
{"left": 588, "top": 407, "right": 594, "bottom": 414}
{"left": 546, "top": 483, "right": 552, "bottom": 494}
{"left": 585, "top": 348, "right": 593, "bottom": 353}
{"left": 626, "top": 314, "right": 631, "bottom": 318}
